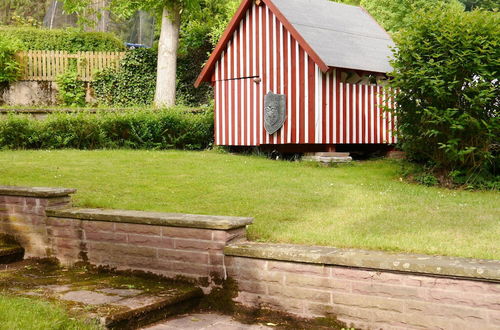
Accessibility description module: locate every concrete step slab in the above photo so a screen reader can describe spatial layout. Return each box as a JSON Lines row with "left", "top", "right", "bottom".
{"left": 0, "top": 259, "right": 203, "bottom": 329}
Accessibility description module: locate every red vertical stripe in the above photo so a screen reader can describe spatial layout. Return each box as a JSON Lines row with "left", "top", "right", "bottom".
{"left": 330, "top": 72, "right": 334, "bottom": 144}
{"left": 282, "top": 26, "right": 288, "bottom": 144}
{"left": 298, "top": 48, "right": 305, "bottom": 143}
{"left": 290, "top": 39, "right": 297, "bottom": 143}
{"left": 308, "top": 57, "right": 315, "bottom": 143}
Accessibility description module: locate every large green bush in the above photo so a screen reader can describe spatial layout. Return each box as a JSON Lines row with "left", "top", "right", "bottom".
{"left": 93, "top": 48, "right": 157, "bottom": 106}
{"left": 390, "top": 3, "right": 499, "bottom": 186}
{"left": 0, "top": 27, "right": 125, "bottom": 52}
{"left": 0, "top": 108, "right": 213, "bottom": 150}
{"left": 0, "top": 33, "right": 24, "bottom": 83}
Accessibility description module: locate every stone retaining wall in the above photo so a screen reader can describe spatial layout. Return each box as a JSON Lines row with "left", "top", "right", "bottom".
{"left": 1, "top": 185, "right": 499, "bottom": 329}
{"left": 0, "top": 186, "right": 251, "bottom": 283}
{"left": 225, "top": 243, "right": 500, "bottom": 330}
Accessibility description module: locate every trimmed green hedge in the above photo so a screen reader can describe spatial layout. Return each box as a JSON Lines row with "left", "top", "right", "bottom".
{"left": 0, "top": 108, "right": 213, "bottom": 150}
{"left": 0, "top": 27, "right": 125, "bottom": 52}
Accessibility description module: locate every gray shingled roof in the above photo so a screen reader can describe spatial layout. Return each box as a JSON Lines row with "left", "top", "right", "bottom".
{"left": 272, "top": 0, "right": 394, "bottom": 73}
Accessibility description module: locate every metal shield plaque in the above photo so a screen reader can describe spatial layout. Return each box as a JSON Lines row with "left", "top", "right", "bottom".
{"left": 264, "top": 92, "right": 286, "bottom": 135}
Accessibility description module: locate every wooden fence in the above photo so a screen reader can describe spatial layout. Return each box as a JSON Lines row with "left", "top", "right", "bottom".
{"left": 16, "top": 50, "right": 126, "bottom": 82}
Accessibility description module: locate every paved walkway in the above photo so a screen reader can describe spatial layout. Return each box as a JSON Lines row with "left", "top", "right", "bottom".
{"left": 143, "top": 313, "right": 273, "bottom": 330}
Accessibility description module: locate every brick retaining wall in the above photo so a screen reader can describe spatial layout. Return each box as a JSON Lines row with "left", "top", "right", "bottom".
{"left": 1, "top": 185, "right": 499, "bottom": 329}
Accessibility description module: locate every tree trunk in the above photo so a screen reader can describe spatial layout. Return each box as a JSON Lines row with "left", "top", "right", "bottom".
{"left": 154, "top": 6, "right": 180, "bottom": 108}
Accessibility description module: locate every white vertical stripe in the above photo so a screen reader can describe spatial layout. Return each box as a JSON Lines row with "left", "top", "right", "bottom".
{"left": 233, "top": 31, "right": 238, "bottom": 145}
{"left": 259, "top": 5, "right": 263, "bottom": 145}
{"left": 315, "top": 65, "right": 321, "bottom": 143}
{"left": 215, "top": 60, "right": 220, "bottom": 145}
{"left": 358, "top": 84, "right": 362, "bottom": 143}
{"left": 352, "top": 83, "right": 356, "bottom": 144}
{"left": 370, "top": 85, "right": 374, "bottom": 143}
{"left": 279, "top": 22, "right": 284, "bottom": 144}
{"left": 252, "top": 4, "right": 257, "bottom": 144}
{"left": 346, "top": 83, "right": 350, "bottom": 143}
{"left": 265, "top": 7, "right": 270, "bottom": 144}
{"left": 221, "top": 52, "right": 226, "bottom": 145}
{"left": 239, "top": 21, "right": 244, "bottom": 145}
{"left": 382, "top": 88, "right": 387, "bottom": 143}
{"left": 377, "top": 86, "right": 381, "bottom": 143}
{"left": 304, "top": 51, "right": 309, "bottom": 144}
{"left": 388, "top": 88, "right": 392, "bottom": 144}
{"left": 272, "top": 12, "right": 277, "bottom": 144}
{"left": 326, "top": 72, "right": 330, "bottom": 144}
{"left": 228, "top": 39, "right": 233, "bottom": 145}
{"left": 287, "top": 31, "right": 292, "bottom": 143}
{"left": 363, "top": 85, "right": 370, "bottom": 143}
{"left": 333, "top": 70, "right": 337, "bottom": 144}
{"left": 340, "top": 82, "right": 344, "bottom": 143}
{"left": 245, "top": 12, "right": 250, "bottom": 146}
{"left": 295, "top": 41, "right": 299, "bottom": 143}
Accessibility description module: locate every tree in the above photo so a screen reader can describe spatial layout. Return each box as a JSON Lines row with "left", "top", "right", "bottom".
{"left": 389, "top": 2, "right": 499, "bottom": 185}
{"left": 63, "top": 0, "right": 200, "bottom": 107}
{"left": 0, "top": 0, "right": 50, "bottom": 26}
{"left": 360, "top": 0, "right": 460, "bottom": 33}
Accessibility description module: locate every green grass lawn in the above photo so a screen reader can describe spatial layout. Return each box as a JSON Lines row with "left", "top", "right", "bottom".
{"left": 0, "top": 150, "right": 498, "bottom": 260}
{"left": 0, "top": 295, "right": 99, "bottom": 330}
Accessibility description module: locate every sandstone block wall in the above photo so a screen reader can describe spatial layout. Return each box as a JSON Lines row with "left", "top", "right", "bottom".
{"left": 0, "top": 186, "right": 250, "bottom": 283}
{"left": 225, "top": 256, "right": 500, "bottom": 330}
{"left": 0, "top": 192, "right": 73, "bottom": 256}
{"left": 46, "top": 216, "right": 246, "bottom": 280}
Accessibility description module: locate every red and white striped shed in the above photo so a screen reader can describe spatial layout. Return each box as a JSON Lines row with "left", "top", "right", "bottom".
{"left": 195, "top": 0, "right": 397, "bottom": 150}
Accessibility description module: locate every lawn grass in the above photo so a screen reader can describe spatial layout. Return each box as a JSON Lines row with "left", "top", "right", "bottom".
{"left": 0, "top": 149, "right": 498, "bottom": 260}
{"left": 0, "top": 295, "right": 100, "bottom": 330}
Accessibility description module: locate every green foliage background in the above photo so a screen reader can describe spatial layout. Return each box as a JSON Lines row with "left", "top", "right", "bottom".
{"left": 0, "top": 108, "right": 213, "bottom": 150}
{"left": 56, "top": 69, "right": 86, "bottom": 107}
{"left": 390, "top": 3, "right": 499, "bottom": 186}
{"left": 93, "top": 48, "right": 157, "bottom": 106}
{"left": 0, "top": 27, "right": 125, "bottom": 52}
{"left": 0, "top": 33, "right": 24, "bottom": 83}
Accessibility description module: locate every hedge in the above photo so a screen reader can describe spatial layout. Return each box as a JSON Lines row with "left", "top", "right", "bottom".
{"left": 0, "top": 27, "right": 125, "bottom": 52}
{"left": 0, "top": 108, "right": 214, "bottom": 150}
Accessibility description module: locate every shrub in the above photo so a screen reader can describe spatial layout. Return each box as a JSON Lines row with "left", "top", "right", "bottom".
{"left": 93, "top": 48, "right": 157, "bottom": 106}
{"left": 0, "top": 33, "right": 24, "bottom": 83}
{"left": 390, "top": 3, "right": 499, "bottom": 187}
{"left": 56, "top": 69, "right": 86, "bottom": 107}
{"left": 0, "top": 27, "right": 125, "bottom": 52}
{"left": 0, "top": 108, "right": 214, "bottom": 150}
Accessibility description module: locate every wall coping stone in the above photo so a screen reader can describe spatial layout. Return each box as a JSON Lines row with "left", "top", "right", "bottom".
{"left": 0, "top": 185, "right": 76, "bottom": 198}
{"left": 224, "top": 242, "right": 500, "bottom": 282}
{"left": 47, "top": 208, "right": 253, "bottom": 230}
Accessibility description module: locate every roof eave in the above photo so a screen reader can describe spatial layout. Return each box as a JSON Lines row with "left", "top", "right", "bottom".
{"left": 194, "top": 0, "right": 253, "bottom": 88}
{"left": 194, "top": 0, "right": 330, "bottom": 88}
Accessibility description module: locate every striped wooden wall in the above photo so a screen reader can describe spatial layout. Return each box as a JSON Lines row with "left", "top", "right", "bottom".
{"left": 213, "top": 2, "right": 396, "bottom": 146}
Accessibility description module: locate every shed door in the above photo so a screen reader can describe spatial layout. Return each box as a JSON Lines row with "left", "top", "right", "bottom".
{"left": 214, "top": 76, "right": 262, "bottom": 147}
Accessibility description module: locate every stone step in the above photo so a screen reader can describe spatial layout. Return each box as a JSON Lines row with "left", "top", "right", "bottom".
{"left": 302, "top": 155, "right": 352, "bottom": 164}
{"left": 304, "top": 152, "right": 351, "bottom": 157}
{"left": 0, "top": 234, "right": 24, "bottom": 264}
{"left": 101, "top": 286, "right": 203, "bottom": 329}
{"left": 0, "top": 259, "right": 203, "bottom": 330}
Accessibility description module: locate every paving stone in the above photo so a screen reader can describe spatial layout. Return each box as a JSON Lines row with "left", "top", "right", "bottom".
{"left": 60, "top": 290, "right": 122, "bottom": 305}
{"left": 143, "top": 313, "right": 273, "bottom": 330}
{"left": 98, "top": 288, "right": 142, "bottom": 297}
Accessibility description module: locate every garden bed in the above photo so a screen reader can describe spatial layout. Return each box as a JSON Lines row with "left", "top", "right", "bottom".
{"left": 0, "top": 149, "right": 498, "bottom": 260}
